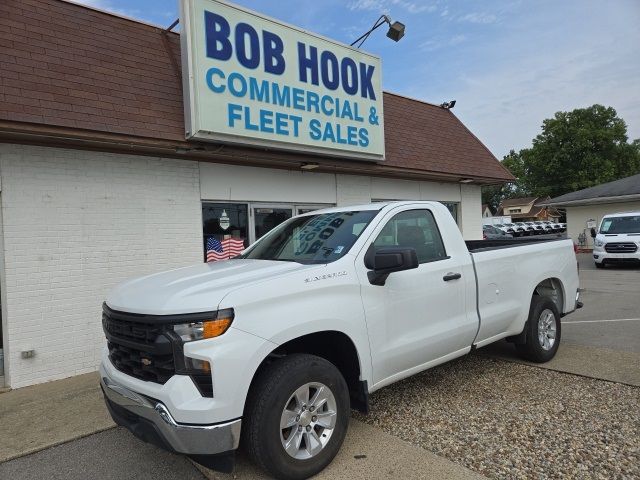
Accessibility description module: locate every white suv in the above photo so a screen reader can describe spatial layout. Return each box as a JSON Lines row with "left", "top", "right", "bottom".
{"left": 592, "top": 212, "right": 640, "bottom": 268}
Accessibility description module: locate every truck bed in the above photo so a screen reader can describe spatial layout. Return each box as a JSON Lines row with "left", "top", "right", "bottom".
{"left": 465, "top": 237, "right": 566, "bottom": 253}
{"left": 466, "top": 236, "right": 578, "bottom": 347}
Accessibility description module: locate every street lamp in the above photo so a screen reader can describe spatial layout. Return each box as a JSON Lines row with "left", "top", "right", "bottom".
{"left": 351, "top": 15, "right": 405, "bottom": 48}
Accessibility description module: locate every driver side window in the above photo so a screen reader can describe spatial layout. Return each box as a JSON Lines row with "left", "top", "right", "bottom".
{"left": 373, "top": 209, "right": 447, "bottom": 263}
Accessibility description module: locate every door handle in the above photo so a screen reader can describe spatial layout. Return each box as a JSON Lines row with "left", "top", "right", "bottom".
{"left": 443, "top": 272, "right": 462, "bottom": 281}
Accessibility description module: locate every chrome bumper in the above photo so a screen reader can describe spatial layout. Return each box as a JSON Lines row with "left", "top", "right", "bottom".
{"left": 100, "top": 365, "right": 241, "bottom": 455}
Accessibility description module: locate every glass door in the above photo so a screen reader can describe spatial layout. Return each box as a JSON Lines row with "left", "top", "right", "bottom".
{"left": 252, "top": 205, "right": 293, "bottom": 241}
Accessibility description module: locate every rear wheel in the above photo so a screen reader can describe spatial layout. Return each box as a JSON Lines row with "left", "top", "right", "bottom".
{"left": 516, "top": 296, "right": 561, "bottom": 363}
{"left": 244, "top": 354, "right": 350, "bottom": 480}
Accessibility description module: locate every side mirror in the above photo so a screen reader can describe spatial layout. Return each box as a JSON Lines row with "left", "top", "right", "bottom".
{"left": 364, "top": 246, "right": 419, "bottom": 286}
{"left": 590, "top": 228, "right": 596, "bottom": 238}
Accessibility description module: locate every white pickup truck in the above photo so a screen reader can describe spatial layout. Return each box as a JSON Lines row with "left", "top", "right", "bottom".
{"left": 100, "top": 201, "right": 581, "bottom": 479}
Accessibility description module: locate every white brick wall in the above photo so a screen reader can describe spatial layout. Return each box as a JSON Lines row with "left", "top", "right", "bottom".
{"left": 0, "top": 144, "right": 202, "bottom": 388}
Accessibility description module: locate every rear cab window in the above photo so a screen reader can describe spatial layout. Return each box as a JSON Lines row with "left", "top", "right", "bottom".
{"left": 372, "top": 209, "right": 447, "bottom": 263}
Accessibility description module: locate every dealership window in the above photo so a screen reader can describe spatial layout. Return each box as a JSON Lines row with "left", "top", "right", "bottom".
{"left": 202, "top": 203, "right": 249, "bottom": 262}
{"left": 439, "top": 202, "right": 459, "bottom": 224}
{"left": 202, "top": 202, "right": 333, "bottom": 262}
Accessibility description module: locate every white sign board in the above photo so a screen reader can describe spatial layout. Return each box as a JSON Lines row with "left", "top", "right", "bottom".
{"left": 180, "top": 0, "right": 385, "bottom": 161}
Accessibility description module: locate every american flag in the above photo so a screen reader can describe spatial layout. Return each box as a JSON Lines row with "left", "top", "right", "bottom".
{"left": 206, "top": 236, "right": 245, "bottom": 262}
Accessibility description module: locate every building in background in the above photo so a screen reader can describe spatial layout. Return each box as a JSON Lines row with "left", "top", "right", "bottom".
{"left": 497, "top": 197, "right": 561, "bottom": 222}
{"left": 540, "top": 173, "right": 640, "bottom": 249}
{"left": 0, "top": 0, "right": 513, "bottom": 388}
{"left": 482, "top": 204, "right": 493, "bottom": 218}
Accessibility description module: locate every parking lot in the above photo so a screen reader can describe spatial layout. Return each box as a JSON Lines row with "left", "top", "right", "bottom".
{"left": 1, "top": 254, "right": 638, "bottom": 480}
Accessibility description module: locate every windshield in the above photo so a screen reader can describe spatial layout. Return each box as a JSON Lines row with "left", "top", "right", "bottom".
{"left": 240, "top": 210, "right": 378, "bottom": 264}
{"left": 600, "top": 215, "right": 640, "bottom": 234}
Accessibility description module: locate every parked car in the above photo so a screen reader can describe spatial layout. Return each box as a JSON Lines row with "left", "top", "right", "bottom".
{"left": 492, "top": 223, "right": 515, "bottom": 236}
{"left": 514, "top": 222, "right": 534, "bottom": 235}
{"left": 100, "top": 201, "right": 581, "bottom": 480}
{"left": 535, "top": 221, "right": 555, "bottom": 234}
{"left": 541, "top": 221, "right": 560, "bottom": 233}
{"left": 546, "top": 221, "right": 566, "bottom": 233}
{"left": 503, "top": 222, "right": 525, "bottom": 237}
{"left": 525, "top": 221, "right": 544, "bottom": 234}
{"left": 591, "top": 211, "right": 640, "bottom": 268}
{"left": 483, "top": 224, "right": 513, "bottom": 239}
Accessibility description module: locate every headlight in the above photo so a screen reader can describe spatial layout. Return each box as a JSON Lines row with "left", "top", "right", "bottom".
{"left": 173, "top": 308, "right": 234, "bottom": 342}
{"left": 594, "top": 239, "right": 605, "bottom": 247}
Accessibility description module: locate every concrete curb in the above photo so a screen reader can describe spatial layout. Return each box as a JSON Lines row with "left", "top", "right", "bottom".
{"left": 481, "top": 342, "right": 640, "bottom": 387}
{"left": 0, "top": 426, "right": 117, "bottom": 464}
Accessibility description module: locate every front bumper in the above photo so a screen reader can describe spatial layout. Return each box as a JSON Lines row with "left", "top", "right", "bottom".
{"left": 593, "top": 251, "right": 640, "bottom": 264}
{"left": 100, "top": 364, "right": 241, "bottom": 456}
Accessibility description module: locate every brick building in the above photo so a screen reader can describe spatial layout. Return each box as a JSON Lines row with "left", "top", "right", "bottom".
{"left": 0, "top": 0, "right": 513, "bottom": 388}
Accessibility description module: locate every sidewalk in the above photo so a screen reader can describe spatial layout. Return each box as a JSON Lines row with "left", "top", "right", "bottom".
{"left": 0, "top": 372, "right": 484, "bottom": 480}
{"left": 0, "top": 372, "right": 114, "bottom": 463}
{"left": 482, "top": 342, "right": 640, "bottom": 387}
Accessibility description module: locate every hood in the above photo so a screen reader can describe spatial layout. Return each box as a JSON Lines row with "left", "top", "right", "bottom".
{"left": 106, "top": 259, "right": 313, "bottom": 315}
{"left": 598, "top": 233, "right": 640, "bottom": 242}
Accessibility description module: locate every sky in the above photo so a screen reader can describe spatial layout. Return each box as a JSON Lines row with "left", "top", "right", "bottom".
{"left": 74, "top": 0, "right": 640, "bottom": 159}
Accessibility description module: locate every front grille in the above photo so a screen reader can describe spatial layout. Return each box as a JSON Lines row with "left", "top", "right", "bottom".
{"left": 107, "top": 341, "right": 175, "bottom": 384}
{"left": 102, "top": 307, "right": 176, "bottom": 384}
{"left": 604, "top": 242, "right": 638, "bottom": 253}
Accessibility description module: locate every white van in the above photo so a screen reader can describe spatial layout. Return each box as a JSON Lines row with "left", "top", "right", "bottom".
{"left": 591, "top": 212, "right": 640, "bottom": 268}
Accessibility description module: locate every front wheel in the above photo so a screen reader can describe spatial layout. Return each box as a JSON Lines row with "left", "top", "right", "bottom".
{"left": 243, "top": 354, "right": 350, "bottom": 480}
{"left": 516, "top": 296, "right": 561, "bottom": 363}
{"left": 595, "top": 262, "right": 605, "bottom": 269}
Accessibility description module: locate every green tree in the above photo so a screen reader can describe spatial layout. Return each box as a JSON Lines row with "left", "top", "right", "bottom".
{"left": 481, "top": 150, "right": 532, "bottom": 211}
{"left": 484, "top": 105, "right": 640, "bottom": 206}
{"left": 519, "top": 105, "right": 640, "bottom": 198}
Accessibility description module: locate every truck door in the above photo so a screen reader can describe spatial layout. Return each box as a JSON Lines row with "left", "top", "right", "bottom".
{"left": 356, "top": 207, "right": 477, "bottom": 386}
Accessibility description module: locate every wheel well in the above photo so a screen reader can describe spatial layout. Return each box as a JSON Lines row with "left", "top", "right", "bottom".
{"left": 534, "top": 277, "right": 565, "bottom": 314}
{"left": 247, "top": 331, "right": 369, "bottom": 413}
{"left": 507, "top": 277, "right": 565, "bottom": 345}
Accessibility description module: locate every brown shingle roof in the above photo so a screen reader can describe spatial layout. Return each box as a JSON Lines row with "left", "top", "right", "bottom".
{"left": 0, "top": 0, "right": 514, "bottom": 183}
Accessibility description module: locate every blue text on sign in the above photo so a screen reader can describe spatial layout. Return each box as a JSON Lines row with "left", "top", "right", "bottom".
{"left": 204, "top": 11, "right": 378, "bottom": 100}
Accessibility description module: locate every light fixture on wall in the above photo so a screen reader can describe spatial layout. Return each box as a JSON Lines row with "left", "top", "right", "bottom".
{"left": 459, "top": 178, "right": 473, "bottom": 184}
{"left": 301, "top": 163, "right": 319, "bottom": 170}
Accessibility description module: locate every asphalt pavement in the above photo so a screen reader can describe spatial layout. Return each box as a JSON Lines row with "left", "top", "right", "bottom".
{"left": 562, "top": 253, "right": 639, "bottom": 352}
{"left": 0, "top": 428, "right": 205, "bottom": 480}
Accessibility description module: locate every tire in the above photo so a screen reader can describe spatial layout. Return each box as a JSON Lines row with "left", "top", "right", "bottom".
{"left": 243, "top": 354, "right": 350, "bottom": 480}
{"left": 595, "top": 262, "right": 605, "bottom": 269}
{"left": 516, "top": 296, "right": 561, "bottom": 363}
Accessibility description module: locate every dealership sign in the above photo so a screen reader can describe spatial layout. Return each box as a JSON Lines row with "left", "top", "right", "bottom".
{"left": 179, "top": 0, "right": 385, "bottom": 161}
